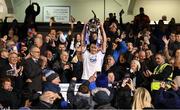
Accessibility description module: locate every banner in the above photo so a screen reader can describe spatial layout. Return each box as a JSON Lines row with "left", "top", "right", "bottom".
{"left": 43, "top": 6, "right": 70, "bottom": 23}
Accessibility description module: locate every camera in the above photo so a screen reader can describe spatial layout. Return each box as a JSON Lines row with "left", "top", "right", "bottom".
{"left": 124, "top": 77, "right": 131, "bottom": 83}
{"left": 112, "top": 81, "right": 122, "bottom": 89}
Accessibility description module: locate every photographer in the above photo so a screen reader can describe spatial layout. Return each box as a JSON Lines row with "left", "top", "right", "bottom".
{"left": 112, "top": 73, "right": 135, "bottom": 109}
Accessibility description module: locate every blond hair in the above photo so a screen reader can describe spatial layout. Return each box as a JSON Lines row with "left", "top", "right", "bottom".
{"left": 132, "top": 87, "right": 153, "bottom": 110}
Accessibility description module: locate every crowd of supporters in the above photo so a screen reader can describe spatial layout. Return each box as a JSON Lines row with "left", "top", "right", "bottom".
{"left": 0, "top": 3, "right": 179, "bottom": 109}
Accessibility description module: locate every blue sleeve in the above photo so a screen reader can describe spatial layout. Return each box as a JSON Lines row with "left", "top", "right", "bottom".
{"left": 89, "top": 82, "right": 96, "bottom": 91}
{"left": 119, "top": 41, "right": 128, "bottom": 54}
{"left": 113, "top": 41, "right": 128, "bottom": 62}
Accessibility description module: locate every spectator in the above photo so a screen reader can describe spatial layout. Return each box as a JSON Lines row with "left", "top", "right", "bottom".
{"left": 132, "top": 87, "right": 153, "bottom": 110}
{"left": 31, "top": 91, "right": 60, "bottom": 109}
{"left": 0, "top": 78, "right": 20, "bottom": 109}
{"left": 1, "top": 52, "right": 24, "bottom": 95}
{"left": 173, "top": 56, "right": 180, "bottom": 86}
{"left": 145, "top": 49, "right": 157, "bottom": 72}
{"left": 133, "top": 7, "right": 150, "bottom": 33}
{"left": 67, "top": 77, "right": 93, "bottom": 109}
{"left": 112, "top": 74, "right": 134, "bottom": 109}
{"left": 153, "top": 81, "right": 180, "bottom": 109}
{"left": 24, "top": 2, "right": 40, "bottom": 28}
{"left": 23, "top": 46, "right": 42, "bottom": 93}
{"left": 106, "top": 37, "right": 128, "bottom": 62}
{"left": 34, "top": 37, "right": 47, "bottom": 55}
{"left": 71, "top": 48, "right": 83, "bottom": 82}
{"left": 44, "top": 50, "right": 55, "bottom": 69}
{"left": 52, "top": 51, "right": 74, "bottom": 82}
{"left": 172, "top": 32, "right": 180, "bottom": 53}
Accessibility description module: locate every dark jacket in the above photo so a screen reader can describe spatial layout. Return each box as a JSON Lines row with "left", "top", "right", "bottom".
{"left": 67, "top": 80, "right": 93, "bottom": 109}
{"left": 173, "top": 67, "right": 180, "bottom": 79}
{"left": 153, "top": 88, "right": 180, "bottom": 109}
{"left": 0, "top": 57, "right": 8, "bottom": 76}
{"left": 72, "top": 61, "right": 83, "bottom": 83}
{"left": 24, "top": 3, "right": 40, "bottom": 27}
{"left": 94, "top": 103, "right": 115, "bottom": 109}
{"left": 31, "top": 100, "right": 52, "bottom": 109}
{"left": 52, "top": 60, "right": 74, "bottom": 83}
{"left": 112, "top": 87, "right": 132, "bottom": 109}
{"left": 24, "top": 58, "right": 42, "bottom": 92}
{"left": 0, "top": 88, "right": 20, "bottom": 109}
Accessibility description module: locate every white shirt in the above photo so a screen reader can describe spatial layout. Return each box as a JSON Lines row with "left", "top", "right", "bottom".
{"left": 32, "top": 58, "right": 38, "bottom": 63}
{"left": 9, "top": 63, "right": 16, "bottom": 70}
{"left": 81, "top": 50, "right": 105, "bottom": 80}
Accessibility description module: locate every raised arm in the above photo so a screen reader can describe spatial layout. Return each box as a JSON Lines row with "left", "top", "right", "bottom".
{"left": 32, "top": 2, "right": 40, "bottom": 15}
{"left": 81, "top": 23, "right": 86, "bottom": 52}
{"left": 100, "top": 22, "right": 107, "bottom": 53}
{"left": 162, "top": 36, "right": 171, "bottom": 60}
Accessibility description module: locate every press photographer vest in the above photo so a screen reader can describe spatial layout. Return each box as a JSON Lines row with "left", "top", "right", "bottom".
{"left": 151, "top": 63, "right": 173, "bottom": 91}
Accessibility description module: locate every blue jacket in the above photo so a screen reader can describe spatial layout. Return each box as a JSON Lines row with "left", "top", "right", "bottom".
{"left": 113, "top": 41, "right": 127, "bottom": 62}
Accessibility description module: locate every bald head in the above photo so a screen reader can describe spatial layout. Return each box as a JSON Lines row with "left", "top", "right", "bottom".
{"left": 139, "top": 51, "right": 146, "bottom": 62}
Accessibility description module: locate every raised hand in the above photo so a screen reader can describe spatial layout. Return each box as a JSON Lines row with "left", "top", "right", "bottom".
{"left": 16, "top": 66, "right": 24, "bottom": 76}
{"left": 162, "top": 36, "right": 170, "bottom": 45}
{"left": 126, "top": 78, "right": 135, "bottom": 91}
{"left": 88, "top": 73, "right": 97, "bottom": 82}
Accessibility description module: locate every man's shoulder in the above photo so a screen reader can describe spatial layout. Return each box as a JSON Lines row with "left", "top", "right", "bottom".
{"left": 26, "top": 58, "right": 33, "bottom": 62}
{"left": 25, "top": 58, "right": 35, "bottom": 64}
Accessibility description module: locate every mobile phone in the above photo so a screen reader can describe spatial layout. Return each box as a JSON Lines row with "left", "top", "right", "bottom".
{"left": 125, "top": 78, "right": 131, "bottom": 83}
{"left": 165, "top": 80, "right": 173, "bottom": 85}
